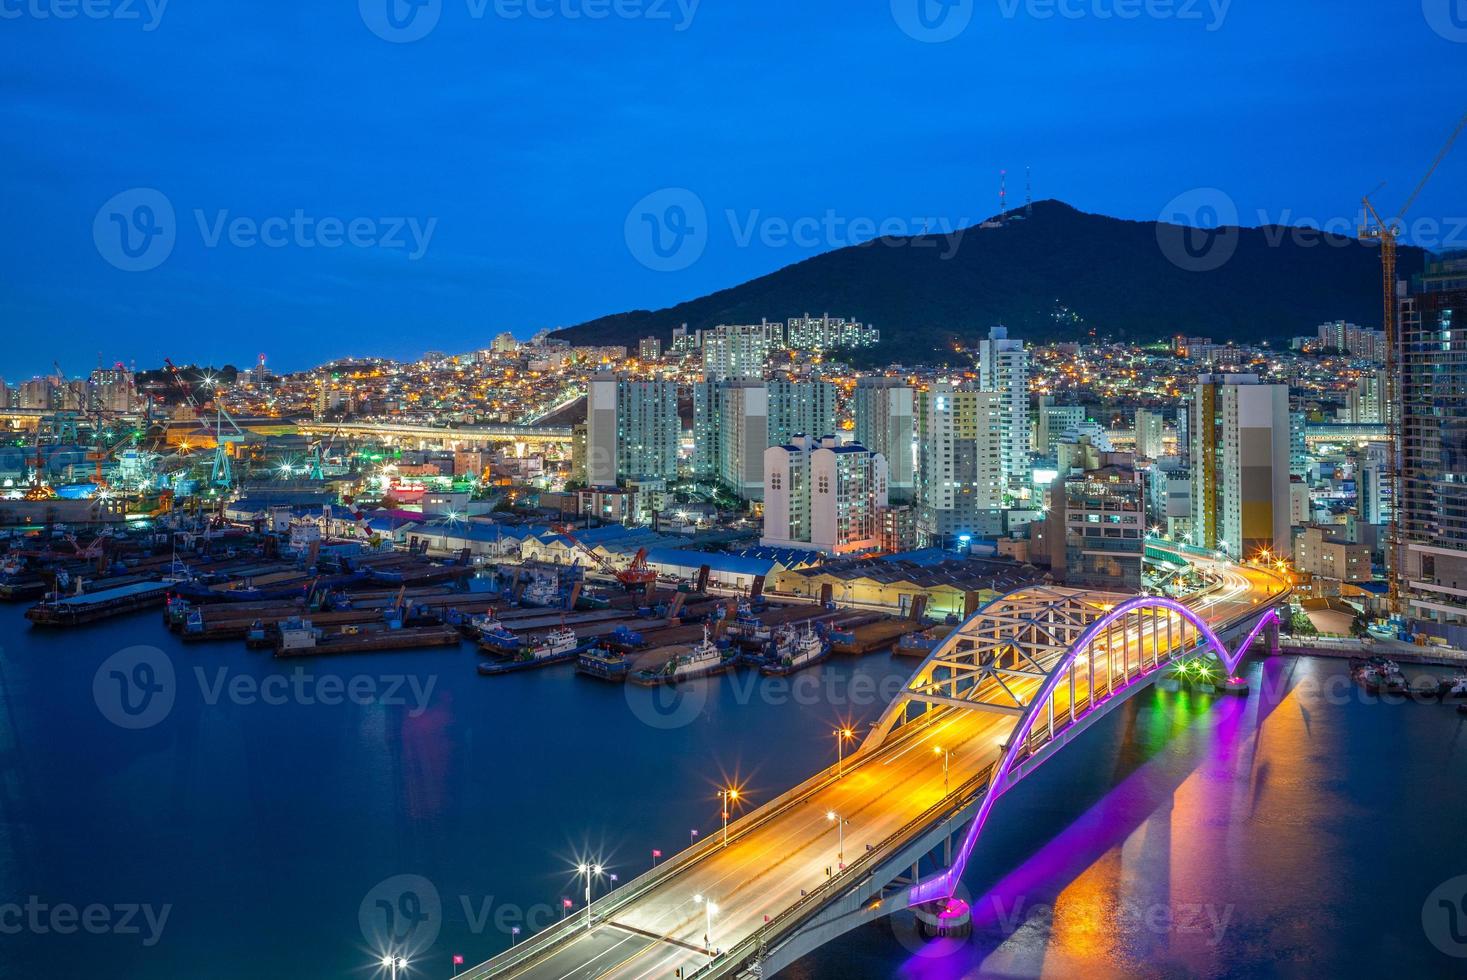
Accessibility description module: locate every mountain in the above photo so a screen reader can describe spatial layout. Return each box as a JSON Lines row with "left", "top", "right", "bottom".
{"left": 551, "top": 200, "right": 1426, "bottom": 358}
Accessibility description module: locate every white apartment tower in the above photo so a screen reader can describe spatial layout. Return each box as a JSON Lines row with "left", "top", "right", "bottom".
{"left": 763, "top": 435, "right": 888, "bottom": 555}
{"left": 977, "top": 326, "right": 1030, "bottom": 498}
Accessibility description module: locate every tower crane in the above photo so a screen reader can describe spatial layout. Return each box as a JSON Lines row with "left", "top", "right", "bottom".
{"left": 551, "top": 524, "right": 658, "bottom": 590}
{"left": 1358, "top": 109, "right": 1467, "bottom": 618}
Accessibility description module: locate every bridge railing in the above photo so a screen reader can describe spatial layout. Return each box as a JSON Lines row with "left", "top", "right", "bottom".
{"left": 694, "top": 764, "right": 998, "bottom": 978}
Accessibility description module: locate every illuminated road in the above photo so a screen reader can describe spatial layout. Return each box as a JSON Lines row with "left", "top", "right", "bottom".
{"left": 468, "top": 555, "right": 1288, "bottom": 980}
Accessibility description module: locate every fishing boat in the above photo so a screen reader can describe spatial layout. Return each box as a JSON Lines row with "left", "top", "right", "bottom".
{"left": 726, "top": 610, "right": 772, "bottom": 650}
{"left": 574, "top": 589, "right": 612, "bottom": 611}
{"left": 761, "top": 624, "right": 830, "bottom": 676}
{"left": 631, "top": 626, "right": 738, "bottom": 686}
{"left": 519, "top": 576, "right": 563, "bottom": 609}
{"left": 459, "top": 612, "right": 508, "bottom": 641}
{"left": 576, "top": 646, "right": 631, "bottom": 681}
{"left": 478, "top": 627, "right": 583, "bottom": 675}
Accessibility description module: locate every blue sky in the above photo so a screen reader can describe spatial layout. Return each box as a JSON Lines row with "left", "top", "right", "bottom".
{"left": 1, "top": 0, "right": 1463, "bottom": 377}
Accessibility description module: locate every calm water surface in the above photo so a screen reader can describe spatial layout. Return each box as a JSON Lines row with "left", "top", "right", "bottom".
{"left": 0, "top": 606, "right": 1464, "bottom": 979}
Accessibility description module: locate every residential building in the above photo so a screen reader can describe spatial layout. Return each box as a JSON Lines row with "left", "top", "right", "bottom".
{"left": 638, "top": 336, "right": 662, "bottom": 361}
{"left": 1046, "top": 464, "right": 1145, "bottom": 590}
{"left": 1295, "top": 525, "right": 1372, "bottom": 584}
{"left": 1134, "top": 409, "right": 1165, "bottom": 461}
{"left": 762, "top": 435, "right": 888, "bottom": 555}
{"left": 917, "top": 383, "right": 1005, "bottom": 546}
{"left": 585, "top": 374, "right": 680, "bottom": 487}
{"left": 1189, "top": 374, "right": 1292, "bottom": 558}
{"left": 767, "top": 378, "right": 837, "bottom": 448}
{"left": 1035, "top": 397, "right": 1086, "bottom": 455}
{"left": 977, "top": 326, "right": 1030, "bottom": 497}
{"left": 1399, "top": 256, "right": 1467, "bottom": 640}
{"left": 1358, "top": 441, "right": 1390, "bottom": 527}
{"left": 783, "top": 314, "right": 879, "bottom": 351}
{"left": 701, "top": 322, "right": 777, "bottom": 380}
{"left": 852, "top": 378, "right": 915, "bottom": 502}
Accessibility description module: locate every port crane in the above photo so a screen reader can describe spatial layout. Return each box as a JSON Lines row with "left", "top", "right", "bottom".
{"left": 551, "top": 524, "right": 658, "bottom": 589}
{"left": 1358, "top": 109, "right": 1467, "bottom": 618}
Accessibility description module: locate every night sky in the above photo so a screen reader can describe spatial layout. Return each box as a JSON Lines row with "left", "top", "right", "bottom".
{"left": 2, "top": 0, "right": 1463, "bottom": 377}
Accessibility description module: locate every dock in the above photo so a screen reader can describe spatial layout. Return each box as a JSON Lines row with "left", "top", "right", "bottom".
{"left": 25, "top": 580, "right": 173, "bottom": 627}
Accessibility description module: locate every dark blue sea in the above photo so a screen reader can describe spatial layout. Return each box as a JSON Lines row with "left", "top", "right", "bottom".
{"left": 1, "top": 605, "right": 1465, "bottom": 978}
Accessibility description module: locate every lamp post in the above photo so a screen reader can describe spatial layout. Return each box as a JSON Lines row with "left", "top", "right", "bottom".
{"left": 720, "top": 789, "right": 740, "bottom": 846}
{"left": 826, "top": 810, "right": 848, "bottom": 864}
{"left": 934, "top": 745, "right": 950, "bottom": 795}
{"left": 576, "top": 863, "right": 602, "bottom": 929}
{"left": 833, "top": 727, "right": 855, "bottom": 778}
{"left": 380, "top": 955, "right": 406, "bottom": 980}
{"left": 693, "top": 894, "right": 718, "bottom": 954}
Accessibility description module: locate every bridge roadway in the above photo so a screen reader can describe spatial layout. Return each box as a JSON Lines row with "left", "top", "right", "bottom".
{"left": 465, "top": 555, "right": 1287, "bottom": 980}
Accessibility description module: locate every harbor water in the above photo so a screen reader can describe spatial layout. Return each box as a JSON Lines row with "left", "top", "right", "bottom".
{"left": 0, "top": 606, "right": 1464, "bottom": 978}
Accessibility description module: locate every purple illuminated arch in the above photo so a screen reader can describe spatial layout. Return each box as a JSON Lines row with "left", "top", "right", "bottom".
{"left": 909, "top": 596, "right": 1282, "bottom": 906}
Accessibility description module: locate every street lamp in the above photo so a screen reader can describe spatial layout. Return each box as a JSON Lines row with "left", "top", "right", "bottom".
{"left": 719, "top": 789, "right": 740, "bottom": 846}
{"left": 576, "top": 863, "right": 602, "bottom": 929}
{"left": 693, "top": 894, "right": 719, "bottom": 955}
{"left": 833, "top": 727, "right": 855, "bottom": 777}
{"left": 380, "top": 955, "right": 407, "bottom": 980}
{"left": 934, "top": 745, "right": 951, "bottom": 795}
{"left": 826, "top": 810, "right": 848, "bottom": 864}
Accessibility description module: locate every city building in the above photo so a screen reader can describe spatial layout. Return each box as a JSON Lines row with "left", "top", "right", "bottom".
{"left": 1317, "top": 320, "right": 1387, "bottom": 362}
{"left": 1134, "top": 409, "right": 1166, "bottom": 461}
{"left": 1046, "top": 464, "right": 1145, "bottom": 590}
{"left": 1399, "top": 255, "right": 1467, "bottom": 640}
{"left": 1295, "top": 525, "right": 1373, "bottom": 584}
{"left": 1035, "top": 397, "right": 1086, "bottom": 456}
{"left": 701, "top": 323, "right": 777, "bottom": 381}
{"left": 584, "top": 374, "right": 680, "bottom": 487}
{"left": 767, "top": 378, "right": 837, "bottom": 448}
{"left": 638, "top": 337, "right": 662, "bottom": 361}
{"left": 1358, "top": 441, "right": 1391, "bottom": 527}
{"left": 1189, "top": 373, "right": 1292, "bottom": 559}
{"left": 783, "top": 314, "right": 879, "bottom": 351}
{"left": 977, "top": 326, "right": 1030, "bottom": 498}
{"left": 917, "top": 383, "right": 1005, "bottom": 546}
{"left": 762, "top": 434, "right": 888, "bottom": 555}
{"left": 852, "top": 378, "right": 915, "bottom": 503}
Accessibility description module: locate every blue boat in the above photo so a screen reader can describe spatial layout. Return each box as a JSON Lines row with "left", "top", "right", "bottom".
{"left": 576, "top": 646, "right": 631, "bottom": 681}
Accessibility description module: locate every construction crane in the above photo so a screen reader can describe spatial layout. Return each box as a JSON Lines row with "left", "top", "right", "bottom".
{"left": 552, "top": 524, "right": 658, "bottom": 590}
{"left": 1358, "top": 109, "right": 1467, "bottom": 618}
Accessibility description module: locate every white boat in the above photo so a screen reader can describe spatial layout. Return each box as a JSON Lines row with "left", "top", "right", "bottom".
{"left": 634, "top": 625, "right": 733, "bottom": 685}
{"left": 528, "top": 627, "right": 580, "bottom": 658}
{"left": 762, "top": 625, "right": 830, "bottom": 675}
{"left": 520, "top": 576, "right": 562, "bottom": 608}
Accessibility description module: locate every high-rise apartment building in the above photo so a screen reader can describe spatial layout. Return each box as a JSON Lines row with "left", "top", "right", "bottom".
{"left": 1398, "top": 256, "right": 1467, "bottom": 640}
{"left": 767, "top": 378, "right": 837, "bottom": 448}
{"left": 701, "top": 323, "right": 778, "bottom": 381}
{"left": 1035, "top": 397, "right": 1086, "bottom": 456}
{"left": 1189, "top": 374, "right": 1292, "bottom": 558}
{"left": 852, "top": 378, "right": 915, "bottom": 503}
{"left": 917, "top": 383, "right": 1005, "bottom": 546}
{"left": 585, "top": 374, "right": 680, "bottom": 487}
{"left": 977, "top": 326, "right": 1030, "bottom": 497}
{"left": 1134, "top": 409, "right": 1166, "bottom": 460}
{"left": 692, "top": 380, "right": 769, "bottom": 501}
{"left": 638, "top": 337, "right": 662, "bottom": 361}
{"left": 1358, "top": 441, "right": 1391, "bottom": 527}
{"left": 762, "top": 435, "right": 888, "bottom": 554}
{"left": 783, "top": 315, "right": 880, "bottom": 351}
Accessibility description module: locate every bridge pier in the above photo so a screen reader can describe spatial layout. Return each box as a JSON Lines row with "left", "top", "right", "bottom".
{"left": 914, "top": 898, "right": 972, "bottom": 939}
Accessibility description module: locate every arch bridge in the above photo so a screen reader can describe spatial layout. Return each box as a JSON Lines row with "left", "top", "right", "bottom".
{"left": 461, "top": 556, "right": 1288, "bottom": 980}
